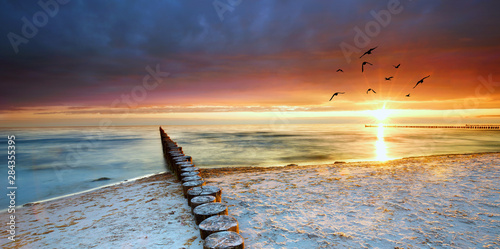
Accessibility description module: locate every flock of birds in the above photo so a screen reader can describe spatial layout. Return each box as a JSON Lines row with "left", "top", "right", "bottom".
{"left": 329, "top": 46, "right": 431, "bottom": 101}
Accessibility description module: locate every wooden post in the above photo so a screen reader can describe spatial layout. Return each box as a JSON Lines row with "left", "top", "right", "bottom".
{"left": 191, "top": 195, "right": 216, "bottom": 212}
{"left": 181, "top": 171, "right": 201, "bottom": 178}
{"left": 181, "top": 166, "right": 200, "bottom": 174}
{"left": 181, "top": 175, "right": 203, "bottom": 183}
{"left": 199, "top": 215, "right": 239, "bottom": 240}
{"left": 179, "top": 166, "right": 199, "bottom": 181}
{"left": 178, "top": 165, "right": 195, "bottom": 178}
{"left": 173, "top": 156, "right": 192, "bottom": 176}
{"left": 174, "top": 155, "right": 192, "bottom": 162}
{"left": 168, "top": 151, "right": 184, "bottom": 157}
{"left": 203, "top": 231, "right": 244, "bottom": 249}
{"left": 178, "top": 163, "right": 195, "bottom": 170}
{"left": 193, "top": 203, "right": 228, "bottom": 225}
{"left": 182, "top": 180, "right": 206, "bottom": 197}
{"left": 168, "top": 152, "right": 184, "bottom": 172}
{"left": 187, "top": 185, "right": 222, "bottom": 206}
{"left": 178, "top": 162, "right": 195, "bottom": 167}
{"left": 172, "top": 155, "right": 189, "bottom": 165}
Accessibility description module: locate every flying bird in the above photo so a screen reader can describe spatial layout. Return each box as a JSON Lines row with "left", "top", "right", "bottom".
{"left": 329, "top": 92, "right": 345, "bottom": 101}
{"left": 405, "top": 93, "right": 410, "bottom": 97}
{"left": 413, "top": 75, "right": 431, "bottom": 89}
{"left": 361, "top": 61, "right": 373, "bottom": 72}
{"left": 336, "top": 69, "right": 344, "bottom": 73}
{"left": 393, "top": 64, "right": 401, "bottom": 69}
{"left": 366, "top": 88, "right": 376, "bottom": 94}
{"left": 385, "top": 76, "right": 393, "bottom": 81}
{"left": 360, "top": 46, "right": 378, "bottom": 58}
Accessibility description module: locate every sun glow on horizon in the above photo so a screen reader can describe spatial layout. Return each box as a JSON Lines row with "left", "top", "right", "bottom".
{"left": 371, "top": 105, "right": 393, "bottom": 122}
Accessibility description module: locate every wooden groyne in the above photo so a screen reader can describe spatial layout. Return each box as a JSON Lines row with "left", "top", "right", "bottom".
{"left": 365, "top": 124, "right": 500, "bottom": 130}
{"left": 159, "top": 127, "right": 244, "bottom": 249}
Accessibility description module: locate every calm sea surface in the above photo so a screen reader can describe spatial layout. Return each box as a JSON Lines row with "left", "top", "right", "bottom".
{"left": 1, "top": 124, "right": 499, "bottom": 206}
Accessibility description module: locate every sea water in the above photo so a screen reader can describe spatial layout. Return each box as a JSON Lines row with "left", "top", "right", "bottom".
{"left": 1, "top": 124, "right": 499, "bottom": 206}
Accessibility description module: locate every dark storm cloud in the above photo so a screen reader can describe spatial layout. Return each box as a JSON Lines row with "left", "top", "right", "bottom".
{"left": 1, "top": 0, "right": 499, "bottom": 110}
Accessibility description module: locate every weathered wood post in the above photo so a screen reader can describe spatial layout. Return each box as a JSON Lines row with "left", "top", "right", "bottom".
{"left": 177, "top": 162, "right": 196, "bottom": 179}
{"left": 182, "top": 180, "right": 206, "bottom": 197}
{"left": 168, "top": 155, "right": 185, "bottom": 177}
{"left": 178, "top": 163, "right": 195, "bottom": 171}
{"left": 165, "top": 147, "right": 183, "bottom": 171}
{"left": 186, "top": 185, "right": 222, "bottom": 206}
{"left": 203, "top": 231, "right": 244, "bottom": 249}
{"left": 174, "top": 155, "right": 192, "bottom": 164}
{"left": 181, "top": 175, "right": 203, "bottom": 183}
{"left": 172, "top": 156, "right": 192, "bottom": 178}
{"left": 181, "top": 171, "right": 201, "bottom": 178}
{"left": 180, "top": 166, "right": 200, "bottom": 175}
{"left": 193, "top": 203, "right": 228, "bottom": 225}
{"left": 190, "top": 195, "right": 216, "bottom": 211}
{"left": 199, "top": 215, "right": 239, "bottom": 240}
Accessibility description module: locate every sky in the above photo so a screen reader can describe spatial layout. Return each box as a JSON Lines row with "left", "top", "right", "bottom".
{"left": 1, "top": 0, "right": 500, "bottom": 126}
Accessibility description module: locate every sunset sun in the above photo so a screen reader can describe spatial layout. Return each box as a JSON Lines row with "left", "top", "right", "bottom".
{"left": 372, "top": 106, "right": 392, "bottom": 122}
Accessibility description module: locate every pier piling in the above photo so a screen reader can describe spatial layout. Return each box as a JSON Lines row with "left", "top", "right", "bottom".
{"left": 159, "top": 126, "right": 244, "bottom": 247}
{"left": 364, "top": 124, "right": 500, "bottom": 129}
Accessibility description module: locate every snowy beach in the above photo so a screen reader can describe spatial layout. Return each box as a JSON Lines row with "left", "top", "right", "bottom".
{"left": 203, "top": 152, "right": 500, "bottom": 248}
{"left": 1, "top": 152, "right": 499, "bottom": 248}
{"left": 0, "top": 173, "right": 203, "bottom": 248}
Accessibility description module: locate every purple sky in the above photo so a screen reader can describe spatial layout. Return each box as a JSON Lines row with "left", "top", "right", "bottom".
{"left": 1, "top": 0, "right": 500, "bottom": 125}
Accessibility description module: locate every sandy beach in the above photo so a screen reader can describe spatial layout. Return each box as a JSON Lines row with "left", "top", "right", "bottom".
{"left": 0, "top": 173, "right": 203, "bottom": 248}
{"left": 203, "top": 152, "right": 500, "bottom": 248}
{"left": 1, "top": 152, "right": 499, "bottom": 248}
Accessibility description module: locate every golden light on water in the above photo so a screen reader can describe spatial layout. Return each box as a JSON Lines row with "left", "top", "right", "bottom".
{"left": 375, "top": 123, "right": 389, "bottom": 161}
{"left": 371, "top": 104, "right": 391, "bottom": 161}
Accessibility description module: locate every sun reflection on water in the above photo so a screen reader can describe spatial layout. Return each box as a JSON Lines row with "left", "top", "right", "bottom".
{"left": 375, "top": 123, "right": 389, "bottom": 161}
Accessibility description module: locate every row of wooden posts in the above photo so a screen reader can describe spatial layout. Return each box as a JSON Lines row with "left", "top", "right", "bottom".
{"left": 159, "top": 127, "right": 244, "bottom": 249}
{"left": 365, "top": 124, "right": 500, "bottom": 129}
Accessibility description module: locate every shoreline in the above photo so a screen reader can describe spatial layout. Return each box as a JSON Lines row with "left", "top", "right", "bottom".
{"left": 4, "top": 151, "right": 499, "bottom": 210}
{"left": 0, "top": 171, "right": 168, "bottom": 213}
{"left": 192, "top": 151, "right": 500, "bottom": 169}
{"left": 0, "top": 172, "right": 204, "bottom": 248}
{"left": 199, "top": 151, "right": 500, "bottom": 173}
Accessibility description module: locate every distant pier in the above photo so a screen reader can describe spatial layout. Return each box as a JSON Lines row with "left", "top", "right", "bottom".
{"left": 365, "top": 124, "right": 500, "bottom": 130}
